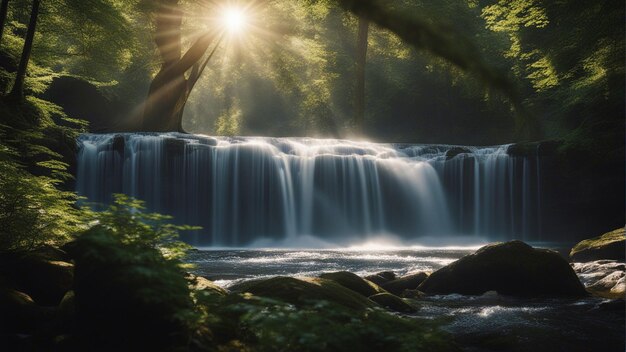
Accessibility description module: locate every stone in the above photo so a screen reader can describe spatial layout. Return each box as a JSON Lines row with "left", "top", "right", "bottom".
{"left": 0, "top": 287, "right": 54, "bottom": 333}
{"left": 368, "top": 293, "right": 416, "bottom": 313}
{"left": 187, "top": 274, "right": 228, "bottom": 296}
{"left": 319, "top": 271, "right": 385, "bottom": 297}
{"left": 587, "top": 271, "right": 625, "bottom": 299}
{"left": 445, "top": 146, "right": 472, "bottom": 160}
{"left": 230, "top": 276, "right": 377, "bottom": 310}
{"left": 418, "top": 241, "right": 587, "bottom": 297}
{"left": 0, "top": 250, "right": 74, "bottom": 306}
{"left": 364, "top": 271, "right": 396, "bottom": 286}
{"left": 382, "top": 272, "right": 429, "bottom": 295}
{"left": 570, "top": 227, "right": 625, "bottom": 262}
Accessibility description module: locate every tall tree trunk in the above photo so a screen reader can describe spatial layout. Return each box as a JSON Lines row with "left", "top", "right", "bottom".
{"left": 0, "top": 0, "right": 10, "bottom": 45}
{"left": 142, "top": 0, "right": 217, "bottom": 132}
{"left": 9, "top": 0, "right": 39, "bottom": 101}
{"left": 354, "top": 16, "right": 369, "bottom": 134}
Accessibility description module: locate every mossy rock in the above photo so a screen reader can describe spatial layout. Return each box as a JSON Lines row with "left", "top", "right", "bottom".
{"left": 570, "top": 227, "right": 625, "bottom": 262}
{"left": 319, "top": 271, "right": 386, "bottom": 297}
{"left": 187, "top": 274, "right": 228, "bottom": 296}
{"left": 230, "top": 276, "right": 377, "bottom": 310}
{"left": 364, "top": 271, "right": 396, "bottom": 286}
{"left": 382, "top": 272, "right": 429, "bottom": 295}
{"left": 418, "top": 241, "right": 587, "bottom": 297}
{"left": 368, "top": 293, "right": 416, "bottom": 313}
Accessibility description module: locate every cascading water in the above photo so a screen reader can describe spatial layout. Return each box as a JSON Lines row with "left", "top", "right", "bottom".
{"left": 76, "top": 133, "right": 541, "bottom": 246}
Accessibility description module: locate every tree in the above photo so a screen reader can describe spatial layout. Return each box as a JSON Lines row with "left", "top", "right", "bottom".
{"left": 0, "top": 0, "right": 9, "bottom": 45}
{"left": 9, "top": 0, "right": 40, "bottom": 101}
{"left": 353, "top": 15, "right": 368, "bottom": 134}
{"left": 142, "top": 0, "right": 530, "bottom": 136}
{"left": 141, "top": 0, "right": 221, "bottom": 132}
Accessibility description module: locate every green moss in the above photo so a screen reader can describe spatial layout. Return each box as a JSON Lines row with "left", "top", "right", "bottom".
{"left": 570, "top": 227, "right": 625, "bottom": 262}
{"left": 230, "top": 276, "right": 377, "bottom": 311}
{"left": 572, "top": 228, "right": 625, "bottom": 252}
{"left": 319, "top": 271, "right": 386, "bottom": 297}
{"left": 368, "top": 293, "right": 417, "bottom": 313}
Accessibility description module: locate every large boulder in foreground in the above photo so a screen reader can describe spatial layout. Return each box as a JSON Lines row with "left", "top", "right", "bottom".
{"left": 570, "top": 227, "right": 625, "bottom": 262}
{"left": 230, "top": 276, "right": 376, "bottom": 310}
{"left": 418, "top": 241, "right": 587, "bottom": 297}
{"left": 319, "top": 271, "right": 385, "bottom": 297}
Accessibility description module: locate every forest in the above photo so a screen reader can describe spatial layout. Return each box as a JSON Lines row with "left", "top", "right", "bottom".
{"left": 0, "top": 0, "right": 624, "bottom": 351}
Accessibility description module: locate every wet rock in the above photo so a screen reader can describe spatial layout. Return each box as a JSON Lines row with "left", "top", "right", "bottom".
{"left": 364, "top": 271, "right": 396, "bottom": 286}
{"left": 418, "top": 241, "right": 587, "bottom": 297}
{"left": 587, "top": 271, "right": 625, "bottom": 299}
{"left": 319, "top": 271, "right": 385, "bottom": 297}
{"left": 368, "top": 293, "right": 416, "bottom": 313}
{"left": 445, "top": 146, "right": 472, "bottom": 160}
{"left": 570, "top": 227, "right": 625, "bottom": 262}
{"left": 382, "top": 272, "right": 429, "bottom": 295}
{"left": 230, "top": 276, "right": 376, "bottom": 310}
{"left": 163, "top": 137, "right": 187, "bottom": 155}
{"left": 572, "top": 260, "right": 625, "bottom": 298}
{"left": 506, "top": 140, "right": 561, "bottom": 157}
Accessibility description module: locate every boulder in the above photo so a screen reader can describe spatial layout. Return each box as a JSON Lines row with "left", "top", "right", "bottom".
{"left": 0, "top": 250, "right": 74, "bottom": 306}
{"left": 58, "top": 290, "right": 75, "bottom": 329}
{"left": 230, "top": 276, "right": 376, "bottom": 310}
{"left": 187, "top": 274, "right": 228, "bottom": 296}
{"left": 319, "top": 271, "right": 385, "bottom": 297}
{"left": 0, "top": 287, "right": 55, "bottom": 333}
{"left": 418, "top": 241, "right": 587, "bottom": 297}
{"left": 587, "top": 271, "right": 625, "bottom": 299}
{"left": 368, "top": 293, "right": 416, "bottom": 313}
{"left": 364, "top": 271, "right": 396, "bottom": 286}
{"left": 382, "top": 272, "right": 429, "bottom": 295}
{"left": 570, "top": 227, "right": 625, "bottom": 262}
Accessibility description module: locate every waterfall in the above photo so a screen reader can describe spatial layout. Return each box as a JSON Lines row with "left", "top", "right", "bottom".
{"left": 76, "top": 133, "right": 542, "bottom": 246}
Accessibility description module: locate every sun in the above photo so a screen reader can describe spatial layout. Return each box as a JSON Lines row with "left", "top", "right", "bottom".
{"left": 222, "top": 7, "right": 248, "bottom": 33}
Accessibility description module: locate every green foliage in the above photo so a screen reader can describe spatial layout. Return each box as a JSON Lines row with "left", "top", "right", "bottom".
{"left": 86, "top": 193, "right": 197, "bottom": 261}
{"left": 67, "top": 195, "right": 209, "bottom": 350}
{"left": 68, "top": 226, "right": 205, "bottom": 351}
{"left": 0, "top": 127, "right": 82, "bottom": 251}
{"left": 0, "top": 95, "right": 87, "bottom": 252}
{"left": 197, "top": 292, "right": 455, "bottom": 352}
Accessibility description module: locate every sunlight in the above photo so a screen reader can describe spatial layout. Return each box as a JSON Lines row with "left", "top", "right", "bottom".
{"left": 221, "top": 6, "right": 248, "bottom": 33}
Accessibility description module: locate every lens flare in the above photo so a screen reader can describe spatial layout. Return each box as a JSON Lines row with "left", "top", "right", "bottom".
{"left": 222, "top": 7, "right": 247, "bottom": 33}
